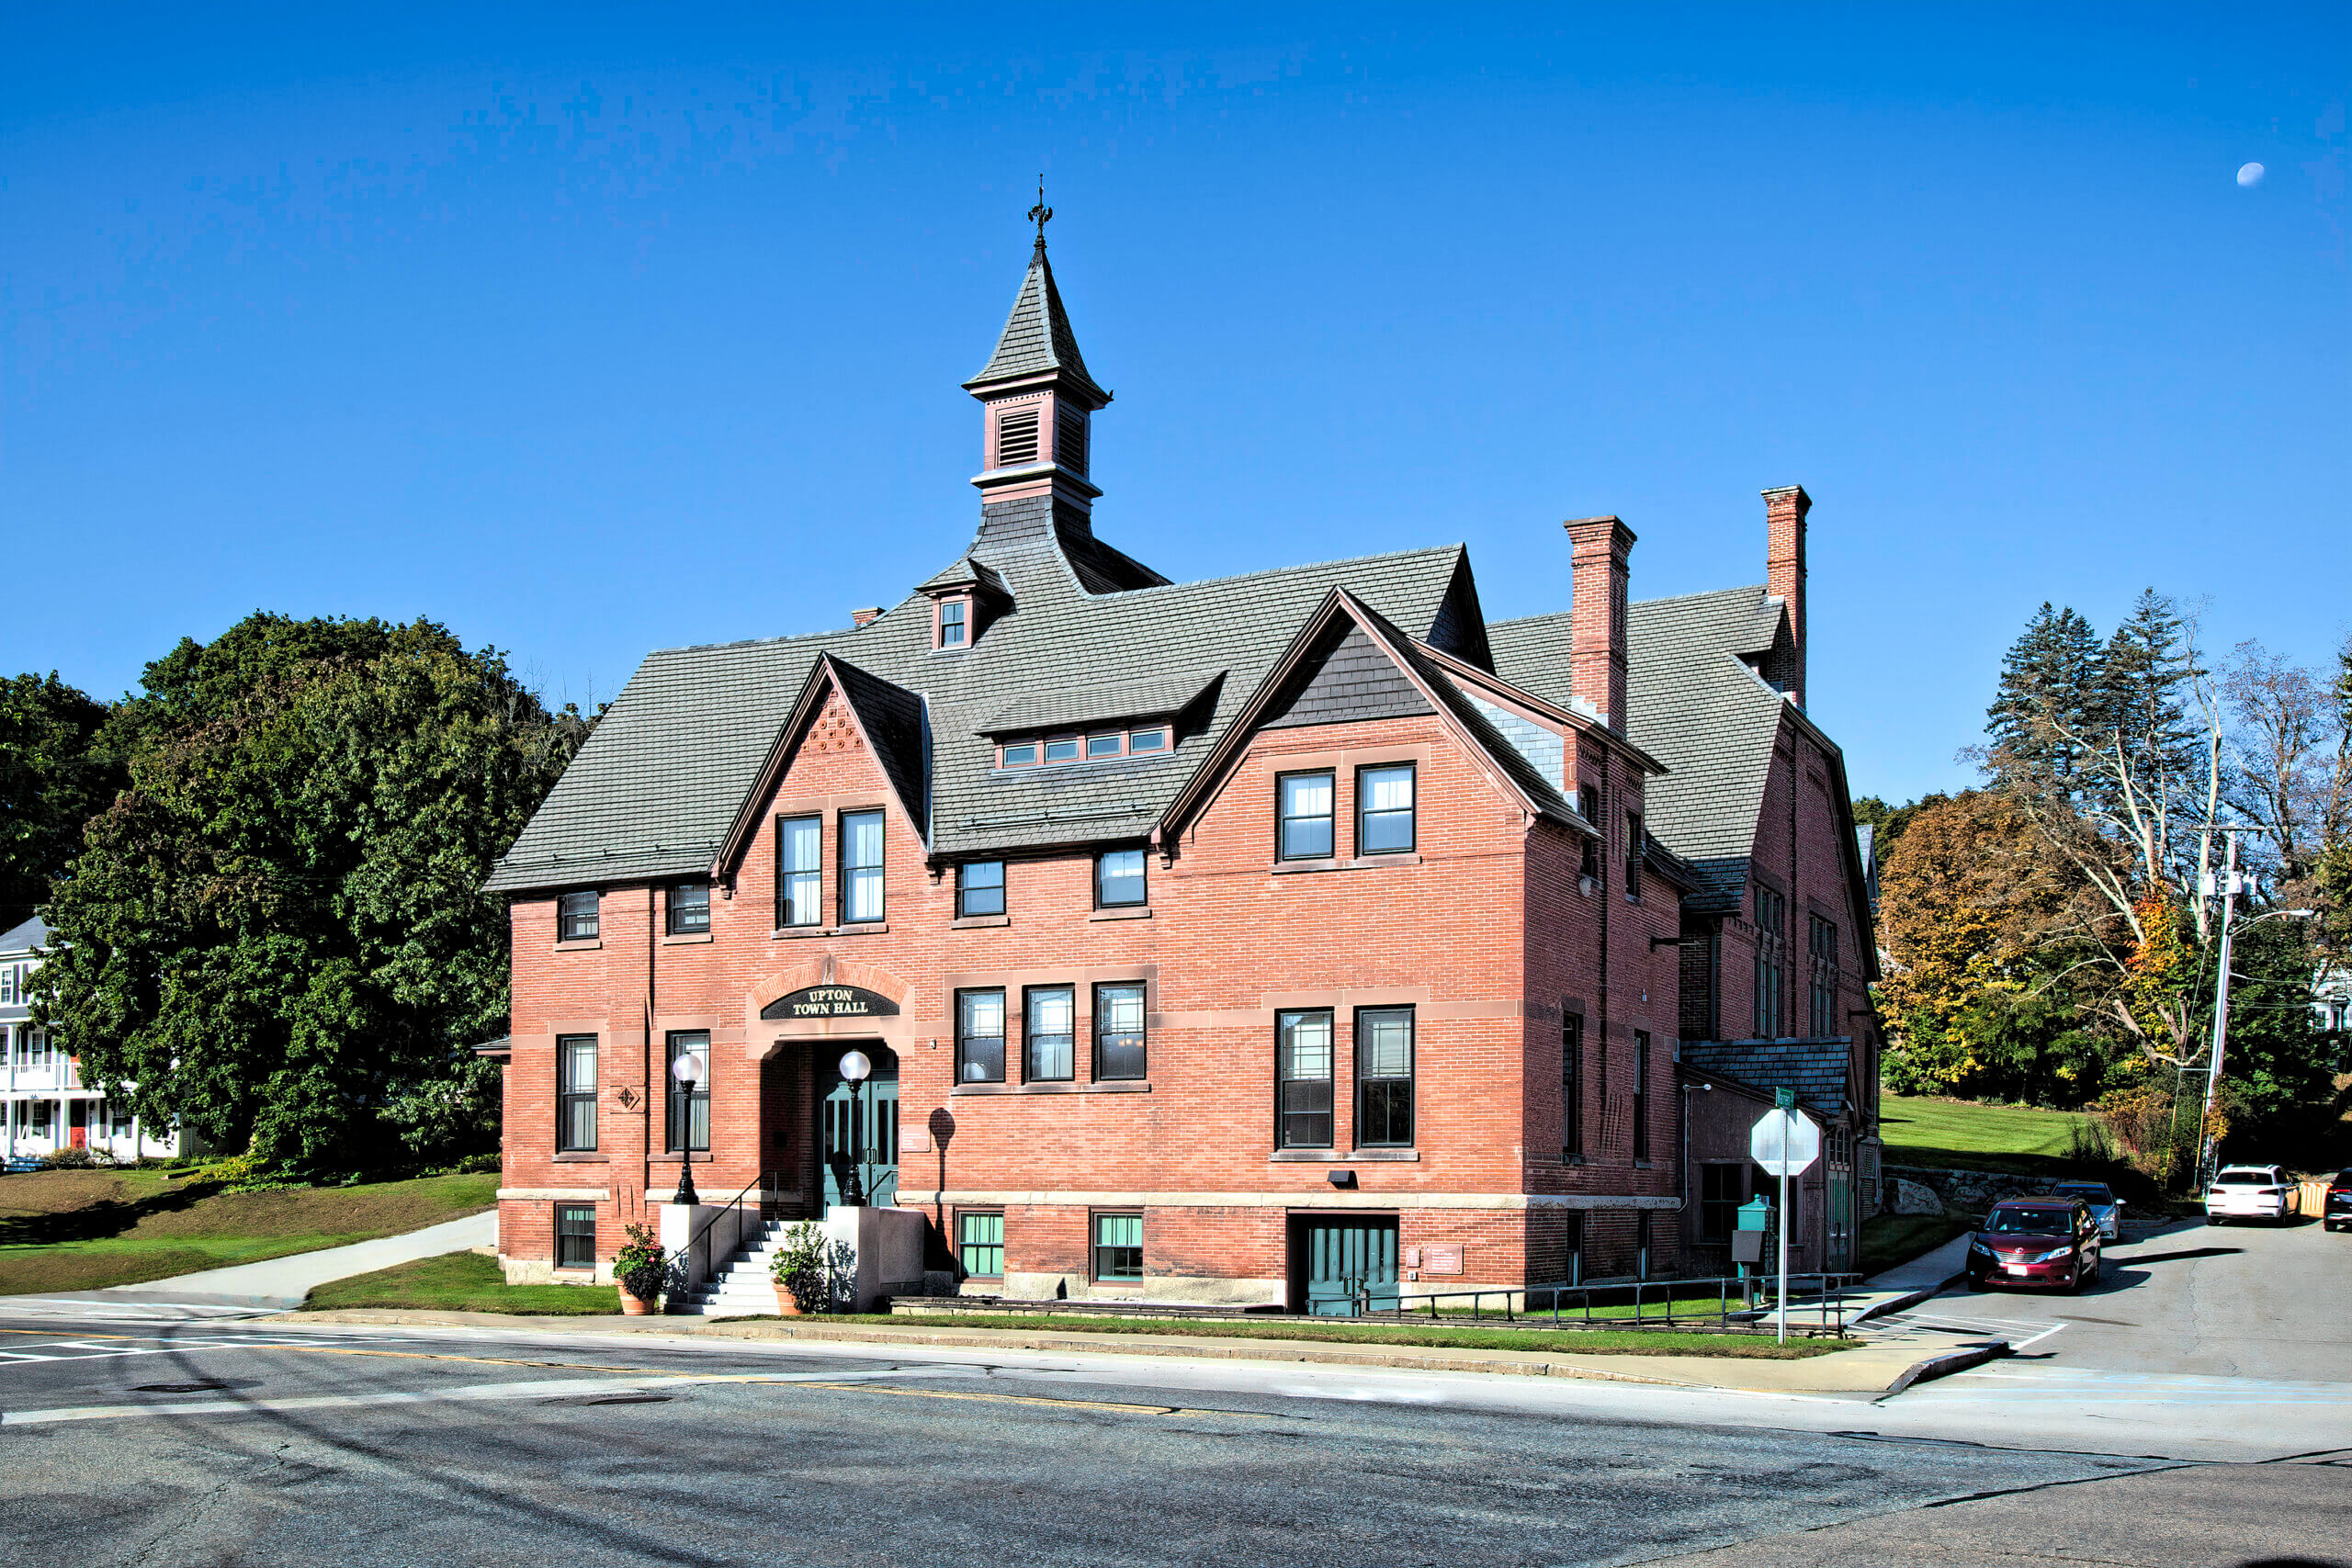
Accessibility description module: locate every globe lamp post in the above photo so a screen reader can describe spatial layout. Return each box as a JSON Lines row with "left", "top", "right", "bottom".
{"left": 838, "top": 1050, "right": 872, "bottom": 1207}
{"left": 672, "top": 1049, "right": 707, "bottom": 1207}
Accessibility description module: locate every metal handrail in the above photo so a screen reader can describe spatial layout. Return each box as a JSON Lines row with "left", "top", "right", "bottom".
{"left": 680, "top": 1168, "right": 787, "bottom": 1276}
{"left": 1356, "top": 1270, "right": 1866, "bottom": 1334}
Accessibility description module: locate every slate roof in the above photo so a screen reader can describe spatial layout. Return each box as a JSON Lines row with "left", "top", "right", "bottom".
{"left": 965, "top": 242, "right": 1107, "bottom": 401}
{"left": 1491, "top": 585, "right": 1793, "bottom": 912}
{"left": 0, "top": 916, "right": 50, "bottom": 953}
{"left": 1679, "top": 1037, "right": 1855, "bottom": 1119}
{"left": 916, "top": 556, "right": 1011, "bottom": 597}
{"left": 983, "top": 668, "right": 1226, "bottom": 736}
{"left": 485, "top": 525, "right": 1481, "bottom": 890}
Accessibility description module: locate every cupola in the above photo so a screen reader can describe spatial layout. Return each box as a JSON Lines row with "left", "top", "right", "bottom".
{"left": 964, "top": 186, "right": 1112, "bottom": 522}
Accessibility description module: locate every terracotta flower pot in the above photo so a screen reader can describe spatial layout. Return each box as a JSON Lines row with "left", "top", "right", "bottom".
{"left": 774, "top": 1284, "right": 802, "bottom": 1317}
{"left": 618, "top": 1289, "right": 654, "bottom": 1316}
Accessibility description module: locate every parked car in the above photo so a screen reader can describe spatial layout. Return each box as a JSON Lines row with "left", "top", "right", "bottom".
{"left": 2205, "top": 1165, "right": 2300, "bottom": 1225}
{"left": 2324, "top": 1168, "right": 2352, "bottom": 1234}
{"left": 1966, "top": 1199, "right": 2103, "bottom": 1292}
{"left": 2048, "top": 1179, "right": 2124, "bottom": 1240}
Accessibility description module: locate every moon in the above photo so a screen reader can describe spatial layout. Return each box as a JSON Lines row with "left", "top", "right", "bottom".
{"left": 2237, "top": 162, "right": 2266, "bottom": 187}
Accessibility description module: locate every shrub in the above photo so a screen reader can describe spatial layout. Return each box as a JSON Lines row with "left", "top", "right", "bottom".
{"left": 770, "top": 1221, "right": 849, "bottom": 1313}
{"left": 613, "top": 1223, "right": 667, "bottom": 1303}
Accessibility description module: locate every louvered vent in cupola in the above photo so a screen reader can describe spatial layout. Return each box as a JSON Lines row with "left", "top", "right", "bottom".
{"left": 1057, "top": 406, "right": 1088, "bottom": 475}
{"left": 996, "top": 407, "right": 1041, "bottom": 467}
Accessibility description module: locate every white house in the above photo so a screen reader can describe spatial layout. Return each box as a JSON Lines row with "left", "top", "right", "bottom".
{"left": 0, "top": 917, "right": 199, "bottom": 1165}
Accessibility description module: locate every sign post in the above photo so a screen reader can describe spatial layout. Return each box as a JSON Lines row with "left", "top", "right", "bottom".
{"left": 1749, "top": 1105, "right": 1822, "bottom": 1343}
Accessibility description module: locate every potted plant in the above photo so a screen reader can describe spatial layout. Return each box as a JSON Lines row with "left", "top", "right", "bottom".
{"left": 770, "top": 1221, "right": 831, "bottom": 1315}
{"left": 614, "top": 1223, "right": 666, "bottom": 1315}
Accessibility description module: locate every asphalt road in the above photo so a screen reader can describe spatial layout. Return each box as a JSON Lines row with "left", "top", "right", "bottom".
{"left": 0, "top": 1312, "right": 2341, "bottom": 1568}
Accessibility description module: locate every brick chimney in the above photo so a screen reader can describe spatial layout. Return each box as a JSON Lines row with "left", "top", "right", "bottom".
{"left": 1564, "top": 515, "right": 1635, "bottom": 733}
{"left": 1762, "top": 485, "right": 1809, "bottom": 708}
{"left": 850, "top": 607, "right": 884, "bottom": 628}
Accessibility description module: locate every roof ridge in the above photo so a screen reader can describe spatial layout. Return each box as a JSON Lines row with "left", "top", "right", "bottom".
{"left": 1091, "top": 541, "right": 1465, "bottom": 602}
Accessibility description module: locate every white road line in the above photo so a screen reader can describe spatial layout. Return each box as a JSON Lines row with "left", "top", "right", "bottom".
{"left": 2009, "top": 1322, "right": 2071, "bottom": 1349}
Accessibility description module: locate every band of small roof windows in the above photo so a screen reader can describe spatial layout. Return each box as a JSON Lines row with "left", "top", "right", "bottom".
{"left": 998, "top": 724, "right": 1170, "bottom": 768}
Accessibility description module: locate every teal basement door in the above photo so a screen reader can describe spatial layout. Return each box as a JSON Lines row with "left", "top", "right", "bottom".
{"left": 1303, "top": 1216, "right": 1400, "bottom": 1316}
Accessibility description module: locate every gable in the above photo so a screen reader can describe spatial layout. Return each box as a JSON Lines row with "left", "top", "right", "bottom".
{"left": 1261, "top": 623, "right": 1433, "bottom": 730}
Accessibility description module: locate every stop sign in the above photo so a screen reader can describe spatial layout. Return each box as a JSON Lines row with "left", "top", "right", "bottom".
{"left": 1750, "top": 1108, "right": 1821, "bottom": 1177}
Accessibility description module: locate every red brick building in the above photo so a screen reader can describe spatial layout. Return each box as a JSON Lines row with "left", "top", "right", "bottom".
{"left": 482, "top": 231, "right": 1881, "bottom": 1308}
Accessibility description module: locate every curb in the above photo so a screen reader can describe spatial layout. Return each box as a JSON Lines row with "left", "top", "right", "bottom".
{"left": 1849, "top": 1271, "right": 1967, "bottom": 1325}
{"left": 1883, "top": 1337, "right": 2010, "bottom": 1396}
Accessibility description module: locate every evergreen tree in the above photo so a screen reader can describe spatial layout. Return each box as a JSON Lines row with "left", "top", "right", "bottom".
{"left": 2088, "top": 589, "right": 2204, "bottom": 839}
{"left": 1985, "top": 603, "right": 2104, "bottom": 799}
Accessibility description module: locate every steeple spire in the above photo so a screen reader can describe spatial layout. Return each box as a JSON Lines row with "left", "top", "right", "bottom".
{"left": 965, "top": 196, "right": 1112, "bottom": 525}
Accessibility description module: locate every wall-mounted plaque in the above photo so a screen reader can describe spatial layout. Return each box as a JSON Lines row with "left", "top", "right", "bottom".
{"left": 1421, "top": 1244, "right": 1464, "bottom": 1277}
{"left": 760, "top": 985, "right": 900, "bottom": 1021}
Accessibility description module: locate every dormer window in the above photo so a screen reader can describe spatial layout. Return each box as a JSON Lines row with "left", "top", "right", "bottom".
{"left": 938, "top": 599, "right": 968, "bottom": 649}
{"left": 998, "top": 725, "right": 1174, "bottom": 770}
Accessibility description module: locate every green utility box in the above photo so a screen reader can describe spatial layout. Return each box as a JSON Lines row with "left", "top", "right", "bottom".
{"left": 1733, "top": 1196, "right": 1773, "bottom": 1302}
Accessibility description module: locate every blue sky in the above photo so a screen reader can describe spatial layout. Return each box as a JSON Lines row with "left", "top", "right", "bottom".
{"left": 5, "top": 6, "right": 2345, "bottom": 804}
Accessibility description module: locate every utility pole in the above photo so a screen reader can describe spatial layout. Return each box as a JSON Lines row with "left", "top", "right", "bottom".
{"left": 2196, "top": 830, "right": 2243, "bottom": 1193}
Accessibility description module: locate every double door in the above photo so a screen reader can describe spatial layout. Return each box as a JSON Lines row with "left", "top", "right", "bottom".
{"left": 818, "top": 1045, "right": 899, "bottom": 1209}
{"left": 1297, "top": 1215, "right": 1400, "bottom": 1316}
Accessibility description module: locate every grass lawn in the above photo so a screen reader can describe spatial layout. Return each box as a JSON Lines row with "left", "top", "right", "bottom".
{"left": 1878, "top": 1093, "right": 2093, "bottom": 1175}
{"left": 304, "top": 1250, "right": 620, "bottom": 1315}
{"left": 829, "top": 1313, "right": 1858, "bottom": 1359}
{"left": 0, "top": 1168, "right": 497, "bottom": 1294}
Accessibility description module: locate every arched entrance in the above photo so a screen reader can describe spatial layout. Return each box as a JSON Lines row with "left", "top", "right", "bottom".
{"left": 818, "top": 1043, "right": 899, "bottom": 1209}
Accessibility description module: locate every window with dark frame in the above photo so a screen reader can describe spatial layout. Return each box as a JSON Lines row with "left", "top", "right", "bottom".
{"left": 1631, "top": 1029, "right": 1651, "bottom": 1162}
{"left": 1564, "top": 1211, "right": 1585, "bottom": 1285}
{"left": 1809, "top": 914, "right": 1840, "bottom": 1038}
{"left": 938, "top": 599, "right": 967, "bottom": 649}
{"left": 664, "top": 1032, "right": 710, "bottom": 1153}
{"left": 1092, "top": 1213, "right": 1143, "bottom": 1281}
{"left": 777, "top": 815, "right": 821, "bottom": 927}
{"left": 554, "top": 1204, "right": 596, "bottom": 1269}
{"left": 558, "top": 890, "right": 599, "bottom": 942}
{"left": 1636, "top": 1211, "right": 1653, "bottom": 1280}
{"left": 1024, "top": 986, "right": 1076, "bottom": 1082}
{"left": 1095, "top": 849, "right": 1146, "bottom": 908}
{"left": 557, "top": 1035, "right": 597, "bottom": 1153}
{"left": 841, "top": 809, "right": 885, "bottom": 923}
{"left": 1094, "top": 983, "right": 1147, "bottom": 1080}
{"left": 1700, "top": 1164, "right": 1744, "bottom": 1241}
{"left": 1624, "top": 810, "right": 1644, "bottom": 902}
{"left": 998, "top": 726, "right": 1170, "bottom": 768}
{"left": 1278, "top": 771, "right": 1336, "bottom": 860}
{"left": 1754, "top": 886, "right": 1787, "bottom": 1038}
{"left": 1355, "top": 1007, "right": 1415, "bottom": 1147}
{"left": 1578, "top": 784, "right": 1603, "bottom": 886}
{"left": 957, "top": 1212, "right": 1003, "bottom": 1278}
{"left": 1358, "top": 763, "right": 1416, "bottom": 854}
{"left": 1562, "top": 1012, "right": 1584, "bottom": 1161}
{"left": 666, "top": 882, "right": 710, "bottom": 936}
{"left": 957, "top": 861, "right": 1005, "bottom": 919}
{"left": 956, "top": 989, "right": 1006, "bottom": 1083}
{"left": 1276, "top": 1010, "right": 1335, "bottom": 1148}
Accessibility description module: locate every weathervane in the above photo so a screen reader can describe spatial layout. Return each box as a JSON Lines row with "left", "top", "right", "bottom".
{"left": 1027, "top": 175, "right": 1052, "bottom": 248}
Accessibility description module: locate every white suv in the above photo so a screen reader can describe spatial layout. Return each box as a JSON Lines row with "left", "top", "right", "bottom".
{"left": 2205, "top": 1165, "right": 2299, "bottom": 1224}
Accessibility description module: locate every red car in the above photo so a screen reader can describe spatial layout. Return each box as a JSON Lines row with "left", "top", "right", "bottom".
{"left": 1965, "top": 1198, "right": 2104, "bottom": 1292}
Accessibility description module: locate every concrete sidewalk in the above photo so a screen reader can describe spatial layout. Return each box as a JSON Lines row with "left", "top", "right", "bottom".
{"left": 25, "top": 1211, "right": 498, "bottom": 1313}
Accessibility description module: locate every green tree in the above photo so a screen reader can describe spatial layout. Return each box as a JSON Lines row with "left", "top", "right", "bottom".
{"left": 1985, "top": 603, "right": 2104, "bottom": 800}
{"left": 0, "top": 672, "right": 123, "bottom": 930}
{"left": 34, "top": 614, "right": 589, "bottom": 1176}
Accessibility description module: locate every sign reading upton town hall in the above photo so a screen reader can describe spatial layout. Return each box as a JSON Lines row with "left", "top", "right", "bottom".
{"left": 760, "top": 986, "right": 899, "bottom": 1021}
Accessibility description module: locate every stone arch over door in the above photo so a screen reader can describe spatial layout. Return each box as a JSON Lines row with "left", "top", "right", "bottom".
{"left": 741, "top": 954, "right": 922, "bottom": 1061}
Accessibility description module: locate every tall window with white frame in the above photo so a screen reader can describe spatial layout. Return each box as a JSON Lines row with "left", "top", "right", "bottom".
{"left": 1278, "top": 771, "right": 1335, "bottom": 860}
{"left": 956, "top": 989, "right": 1006, "bottom": 1084}
{"left": 777, "top": 816, "right": 821, "bottom": 927}
{"left": 1357, "top": 763, "right": 1416, "bottom": 854}
{"left": 840, "top": 810, "right": 885, "bottom": 923}
{"left": 665, "top": 1032, "right": 710, "bottom": 1153}
{"left": 557, "top": 1035, "right": 597, "bottom": 1153}
{"left": 1276, "top": 1010, "right": 1335, "bottom": 1148}
{"left": 1024, "top": 986, "right": 1076, "bottom": 1083}
{"left": 1355, "top": 1008, "right": 1415, "bottom": 1147}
